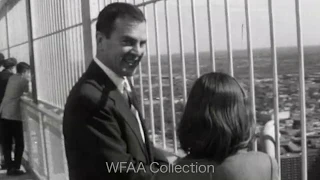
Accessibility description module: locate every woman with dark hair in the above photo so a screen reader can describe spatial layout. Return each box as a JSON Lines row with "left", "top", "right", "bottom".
{"left": 157, "top": 72, "right": 278, "bottom": 180}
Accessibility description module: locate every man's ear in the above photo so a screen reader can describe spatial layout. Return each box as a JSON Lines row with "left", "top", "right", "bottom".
{"left": 96, "top": 31, "right": 104, "bottom": 44}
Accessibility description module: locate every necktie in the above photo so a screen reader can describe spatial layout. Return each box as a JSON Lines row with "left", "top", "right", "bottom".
{"left": 122, "top": 82, "right": 131, "bottom": 106}
{"left": 122, "top": 80, "right": 145, "bottom": 143}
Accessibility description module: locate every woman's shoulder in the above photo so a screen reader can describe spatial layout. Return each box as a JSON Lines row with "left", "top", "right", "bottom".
{"left": 220, "top": 150, "right": 272, "bottom": 168}
{"left": 215, "top": 151, "right": 279, "bottom": 180}
{"left": 175, "top": 155, "right": 218, "bottom": 166}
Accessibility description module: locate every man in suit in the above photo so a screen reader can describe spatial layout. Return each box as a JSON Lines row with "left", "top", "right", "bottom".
{"left": 0, "top": 62, "right": 30, "bottom": 176}
{"left": 0, "top": 57, "right": 17, "bottom": 170}
{"left": 63, "top": 3, "right": 168, "bottom": 180}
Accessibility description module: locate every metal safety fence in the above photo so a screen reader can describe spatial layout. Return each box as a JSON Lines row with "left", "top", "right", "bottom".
{"left": 0, "top": 0, "right": 316, "bottom": 180}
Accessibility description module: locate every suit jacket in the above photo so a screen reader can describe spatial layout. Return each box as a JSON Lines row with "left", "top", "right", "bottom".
{"left": 0, "top": 69, "right": 14, "bottom": 105}
{"left": 156, "top": 151, "right": 279, "bottom": 180}
{"left": 63, "top": 61, "right": 168, "bottom": 180}
{"left": 0, "top": 74, "right": 29, "bottom": 120}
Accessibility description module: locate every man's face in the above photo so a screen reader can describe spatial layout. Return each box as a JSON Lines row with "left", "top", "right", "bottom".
{"left": 22, "top": 70, "right": 31, "bottom": 80}
{"left": 97, "top": 17, "right": 147, "bottom": 77}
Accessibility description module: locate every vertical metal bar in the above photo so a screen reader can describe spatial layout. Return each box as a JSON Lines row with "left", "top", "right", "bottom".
{"left": 164, "top": 0, "right": 177, "bottom": 153}
{"left": 57, "top": 1, "right": 63, "bottom": 108}
{"left": 76, "top": 26, "right": 81, "bottom": 81}
{"left": 81, "top": 0, "right": 93, "bottom": 69}
{"left": 136, "top": 3, "right": 146, "bottom": 122}
{"left": 62, "top": 0, "right": 69, "bottom": 100}
{"left": 26, "top": 0, "right": 39, "bottom": 103}
{"left": 97, "top": 0, "right": 101, "bottom": 11}
{"left": 190, "top": 0, "right": 200, "bottom": 78}
{"left": 49, "top": 0, "right": 57, "bottom": 106}
{"left": 48, "top": 0, "right": 52, "bottom": 34}
{"left": 45, "top": 0, "right": 49, "bottom": 35}
{"left": 48, "top": 36, "right": 54, "bottom": 105}
{"left": 153, "top": 2, "right": 166, "bottom": 149}
{"left": 51, "top": 0, "right": 59, "bottom": 106}
{"left": 268, "top": 0, "right": 281, "bottom": 169}
{"left": 45, "top": 0, "right": 53, "bottom": 104}
{"left": 295, "top": 0, "right": 307, "bottom": 179}
{"left": 45, "top": 0, "right": 51, "bottom": 104}
{"left": 129, "top": 2, "right": 135, "bottom": 86}
{"left": 51, "top": 0, "right": 55, "bottom": 33}
{"left": 142, "top": 0, "right": 155, "bottom": 144}
{"left": 56, "top": 34, "right": 62, "bottom": 108}
{"left": 54, "top": 34, "right": 60, "bottom": 107}
{"left": 71, "top": 2, "right": 76, "bottom": 87}
{"left": 39, "top": 114, "right": 50, "bottom": 178}
{"left": 79, "top": 26, "right": 86, "bottom": 74}
{"left": 66, "top": 30, "right": 71, "bottom": 96}
{"left": 74, "top": 0, "right": 80, "bottom": 81}
{"left": 5, "top": 5, "right": 10, "bottom": 57}
{"left": 61, "top": 31, "right": 67, "bottom": 106}
{"left": 224, "top": 0, "right": 234, "bottom": 76}
{"left": 244, "top": 0, "right": 257, "bottom": 151}
{"left": 177, "top": 0, "right": 187, "bottom": 104}
{"left": 138, "top": 64, "right": 145, "bottom": 118}
{"left": 40, "top": 0, "right": 45, "bottom": 101}
{"left": 42, "top": 0, "right": 46, "bottom": 37}
{"left": 57, "top": 0, "right": 61, "bottom": 31}
{"left": 207, "top": 0, "right": 216, "bottom": 72}
{"left": 77, "top": 0, "right": 83, "bottom": 79}
{"left": 67, "top": 1, "right": 73, "bottom": 94}
{"left": 57, "top": 33, "right": 63, "bottom": 108}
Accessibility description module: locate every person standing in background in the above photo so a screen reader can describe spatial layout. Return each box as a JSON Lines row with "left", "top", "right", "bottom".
{"left": 0, "top": 62, "right": 31, "bottom": 176}
{"left": 0, "top": 57, "right": 17, "bottom": 170}
{"left": 0, "top": 53, "right": 4, "bottom": 70}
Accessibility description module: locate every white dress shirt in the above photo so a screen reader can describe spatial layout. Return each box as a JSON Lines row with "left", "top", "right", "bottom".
{"left": 93, "top": 57, "right": 145, "bottom": 142}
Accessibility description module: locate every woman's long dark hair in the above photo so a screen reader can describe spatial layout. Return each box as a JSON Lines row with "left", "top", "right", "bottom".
{"left": 178, "top": 72, "right": 255, "bottom": 163}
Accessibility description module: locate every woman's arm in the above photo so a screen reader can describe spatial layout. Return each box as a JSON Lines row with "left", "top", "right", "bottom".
{"left": 261, "top": 120, "right": 277, "bottom": 158}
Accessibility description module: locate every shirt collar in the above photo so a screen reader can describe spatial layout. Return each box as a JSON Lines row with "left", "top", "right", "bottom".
{"left": 93, "top": 56, "right": 130, "bottom": 93}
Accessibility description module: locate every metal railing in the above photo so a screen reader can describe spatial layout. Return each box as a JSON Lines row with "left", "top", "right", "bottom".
{"left": 0, "top": 0, "right": 315, "bottom": 180}
{"left": 21, "top": 97, "right": 68, "bottom": 180}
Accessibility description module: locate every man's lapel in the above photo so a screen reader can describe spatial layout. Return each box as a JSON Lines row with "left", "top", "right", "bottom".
{"left": 127, "top": 79, "right": 153, "bottom": 162}
{"left": 87, "top": 61, "right": 149, "bottom": 159}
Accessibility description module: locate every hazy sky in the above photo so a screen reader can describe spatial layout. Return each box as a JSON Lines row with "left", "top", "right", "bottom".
{"left": 89, "top": 0, "right": 320, "bottom": 55}
{"left": 137, "top": 0, "right": 320, "bottom": 54}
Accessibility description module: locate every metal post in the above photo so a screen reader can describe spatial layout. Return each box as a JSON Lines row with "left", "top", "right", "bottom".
{"left": 141, "top": 0, "right": 155, "bottom": 144}
{"left": 177, "top": 0, "right": 187, "bottom": 104}
{"left": 244, "top": 0, "right": 256, "bottom": 151}
{"left": 191, "top": 0, "right": 200, "bottom": 78}
{"left": 39, "top": 113, "right": 50, "bottom": 179}
{"left": 295, "top": 0, "right": 307, "bottom": 179}
{"left": 81, "top": 0, "right": 93, "bottom": 69}
{"left": 268, "top": 0, "right": 281, "bottom": 172}
{"left": 153, "top": 2, "right": 166, "bottom": 149}
{"left": 5, "top": 4, "right": 10, "bottom": 57}
{"left": 26, "top": 0, "right": 39, "bottom": 103}
{"left": 224, "top": 0, "right": 233, "bottom": 76}
{"left": 207, "top": 0, "right": 216, "bottom": 72}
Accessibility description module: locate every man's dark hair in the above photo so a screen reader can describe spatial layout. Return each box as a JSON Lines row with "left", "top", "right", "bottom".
{"left": 178, "top": 72, "right": 255, "bottom": 163}
{"left": 96, "top": 2, "right": 146, "bottom": 38}
{"left": 16, "top": 62, "right": 30, "bottom": 74}
{"left": 3, "top": 57, "right": 17, "bottom": 69}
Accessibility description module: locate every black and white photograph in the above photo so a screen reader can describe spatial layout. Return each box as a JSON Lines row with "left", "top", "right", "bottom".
{"left": 0, "top": 0, "right": 319, "bottom": 179}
